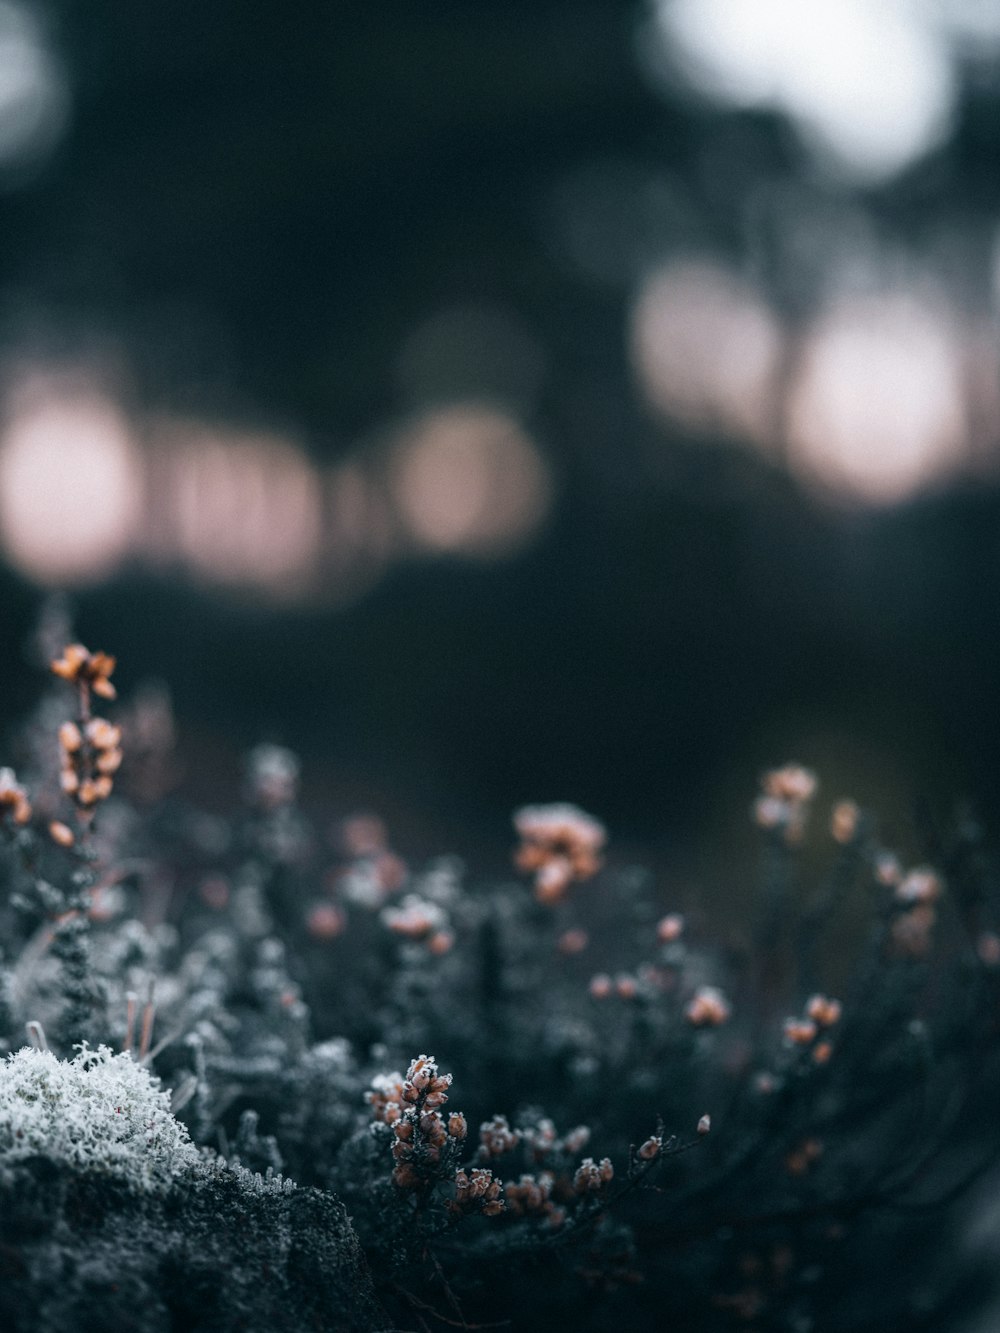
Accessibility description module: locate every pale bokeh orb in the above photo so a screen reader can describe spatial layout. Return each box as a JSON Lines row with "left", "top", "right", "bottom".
{"left": 0, "top": 388, "right": 142, "bottom": 583}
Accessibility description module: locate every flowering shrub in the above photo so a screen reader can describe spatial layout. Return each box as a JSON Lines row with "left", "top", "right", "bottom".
{"left": 1, "top": 635, "right": 1000, "bottom": 1330}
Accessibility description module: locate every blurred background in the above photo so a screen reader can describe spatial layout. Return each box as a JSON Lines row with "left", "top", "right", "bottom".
{"left": 0, "top": 0, "right": 999, "bottom": 880}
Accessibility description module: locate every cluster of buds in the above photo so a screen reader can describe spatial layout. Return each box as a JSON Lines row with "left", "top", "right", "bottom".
{"left": 806, "top": 994, "right": 842, "bottom": 1028}
{"left": 367, "top": 1071, "right": 406, "bottom": 1124}
{"left": 685, "top": 985, "right": 732, "bottom": 1027}
{"left": 573, "top": 1156, "right": 614, "bottom": 1194}
{"left": 478, "top": 1114, "right": 520, "bottom": 1160}
{"left": 783, "top": 995, "right": 840, "bottom": 1063}
{"left": 513, "top": 803, "right": 606, "bottom": 905}
{"left": 448, "top": 1168, "right": 505, "bottom": 1217}
{"left": 895, "top": 867, "right": 942, "bottom": 906}
{"left": 891, "top": 866, "right": 943, "bottom": 958}
{"left": 51, "top": 644, "right": 117, "bottom": 701}
{"left": 369, "top": 1056, "right": 466, "bottom": 1190}
{"left": 519, "top": 1118, "right": 590, "bottom": 1166}
{"left": 504, "top": 1172, "right": 565, "bottom": 1227}
{"left": 753, "top": 764, "right": 817, "bottom": 845}
{"left": 783, "top": 1017, "right": 817, "bottom": 1046}
{"left": 0, "top": 767, "right": 31, "bottom": 827}
{"left": 58, "top": 716, "right": 123, "bottom": 815}
{"left": 403, "top": 1054, "right": 452, "bottom": 1107}
{"left": 381, "top": 894, "right": 454, "bottom": 955}
{"left": 588, "top": 971, "right": 643, "bottom": 1001}
{"left": 50, "top": 643, "right": 122, "bottom": 828}
{"left": 390, "top": 1109, "right": 452, "bottom": 1186}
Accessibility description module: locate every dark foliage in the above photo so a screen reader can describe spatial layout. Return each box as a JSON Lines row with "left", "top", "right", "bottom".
{"left": 2, "top": 639, "right": 1000, "bottom": 1331}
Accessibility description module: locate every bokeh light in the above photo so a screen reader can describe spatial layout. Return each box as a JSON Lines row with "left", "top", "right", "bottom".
{"left": 0, "top": 1, "right": 69, "bottom": 177}
{"left": 147, "top": 424, "right": 323, "bottom": 599}
{"left": 0, "top": 381, "right": 141, "bottom": 584}
{"left": 645, "top": 0, "right": 955, "bottom": 182}
{"left": 388, "top": 405, "right": 551, "bottom": 557}
{"left": 630, "top": 258, "right": 784, "bottom": 446}
{"left": 785, "top": 290, "right": 967, "bottom": 504}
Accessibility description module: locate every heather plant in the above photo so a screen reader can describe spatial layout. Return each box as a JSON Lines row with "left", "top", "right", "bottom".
{"left": 1, "top": 631, "right": 1000, "bottom": 1330}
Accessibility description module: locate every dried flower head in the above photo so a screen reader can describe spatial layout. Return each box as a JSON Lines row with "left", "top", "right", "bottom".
{"left": 685, "top": 985, "right": 731, "bottom": 1027}
{"left": 895, "top": 867, "right": 942, "bottom": 906}
{"left": 381, "top": 1055, "right": 478, "bottom": 1195}
{"left": 51, "top": 644, "right": 117, "bottom": 699}
{"left": 513, "top": 803, "right": 606, "bottom": 904}
{"left": 366, "top": 1071, "right": 405, "bottom": 1124}
{"left": 479, "top": 1114, "right": 520, "bottom": 1159}
{"left": 381, "top": 895, "right": 446, "bottom": 940}
{"left": 573, "top": 1156, "right": 614, "bottom": 1193}
{"left": 805, "top": 995, "right": 842, "bottom": 1028}
{"left": 784, "top": 1018, "right": 818, "bottom": 1046}
{"left": 402, "top": 1054, "right": 452, "bottom": 1108}
{"left": 447, "top": 1113, "right": 468, "bottom": 1140}
{"left": 59, "top": 718, "right": 121, "bottom": 811}
{"left": 504, "top": 1172, "right": 555, "bottom": 1216}
{"left": 562, "top": 1125, "right": 591, "bottom": 1154}
{"left": 449, "top": 1167, "right": 505, "bottom": 1216}
{"left": 763, "top": 765, "right": 818, "bottom": 804}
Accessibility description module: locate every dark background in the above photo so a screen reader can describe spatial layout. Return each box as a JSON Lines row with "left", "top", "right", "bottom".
{"left": 1, "top": 0, "right": 999, "bottom": 879}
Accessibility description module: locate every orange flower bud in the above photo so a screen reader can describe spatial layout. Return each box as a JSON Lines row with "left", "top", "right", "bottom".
{"left": 59, "top": 722, "right": 83, "bottom": 753}
{"left": 48, "top": 820, "right": 75, "bottom": 848}
{"left": 86, "top": 719, "right": 122, "bottom": 750}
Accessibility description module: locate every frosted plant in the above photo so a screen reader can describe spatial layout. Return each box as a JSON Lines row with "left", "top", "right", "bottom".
{"left": 0, "top": 1044, "right": 199, "bottom": 1191}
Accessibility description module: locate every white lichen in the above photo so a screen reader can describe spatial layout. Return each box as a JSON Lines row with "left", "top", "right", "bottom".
{"left": 0, "top": 1044, "right": 199, "bottom": 1191}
